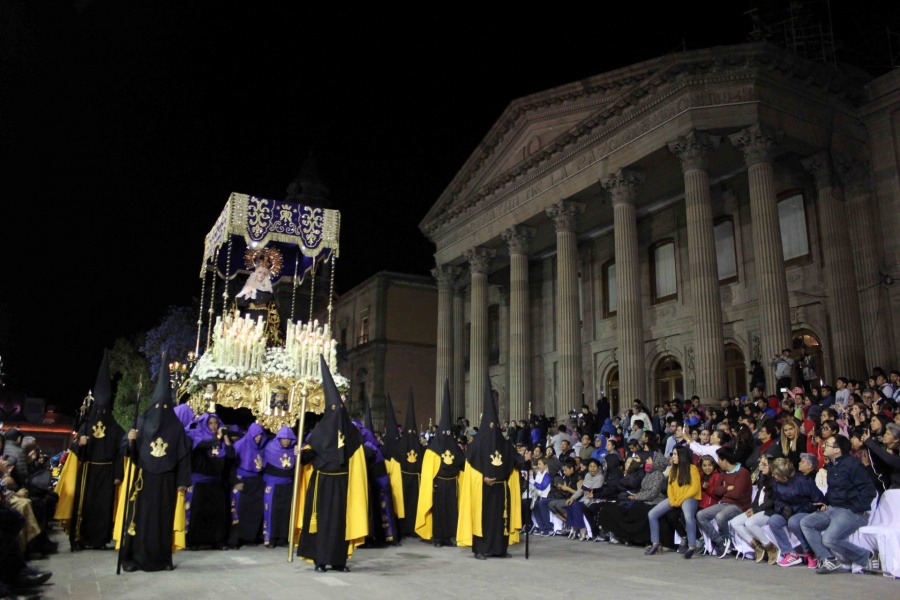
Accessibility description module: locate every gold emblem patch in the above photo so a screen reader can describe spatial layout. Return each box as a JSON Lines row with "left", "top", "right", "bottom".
{"left": 407, "top": 450, "right": 418, "bottom": 463}
{"left": 490, "top": 450, "right": 503, "bottom": 466}
{"left": 92, "top": 421, "right": 106, "bottom": 439}
{"left": 210, "top": 446, "right": 219, "bottom": 457}
{"left": 338, "top": 431, "right": 345, "bottom": 448}
{"left": 441, "top": 450, "right": 454, "bottom": 465}
{"left": 280, "top": 454, "right": 291, "bottom": 468}
{"left": 150, "top": 437, "right": 168, "bottom": 457}
{"left": 254, "top": 455, "right": 263, "bottom": 470}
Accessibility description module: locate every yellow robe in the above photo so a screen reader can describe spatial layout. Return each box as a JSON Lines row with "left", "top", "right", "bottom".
{"left": 455, "top": 459, "right": 521, "bottom": 548}
{"left": 414, "top": 448, "right": 451, "bottom": 540}
{"left": 384, "top": 455, "right": 405, "bottom": 519}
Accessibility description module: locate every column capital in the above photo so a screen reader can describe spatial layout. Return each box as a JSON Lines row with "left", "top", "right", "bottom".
{"left": 602, "top": 169, "right": 644, "bottom": 206}
{"left": 801, "top": 151, "right": 834, "bottom": 190}
{"left": 466, "top": 246, "right": 496, "bottom": 275}
{"left": 545, "top": 200, "right": 585, "bottom": 233}
{"left": 431, "top": 264, "right": 461, "bottom": 290}
{"left": 833, "top": 153, "right": 872, "bottom": 195}
{"left": 729, "top": 123, "right": 783, "bottom": 167}
{"left": 501, "top": 225, "right": 536, "bottom": 255}
{"left": 667, "top": 130, "right": 722, "bottom": 172}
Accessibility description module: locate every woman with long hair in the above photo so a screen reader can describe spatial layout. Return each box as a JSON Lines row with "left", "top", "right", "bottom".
{"left": 775, "top": 418, "right": 806, "bottom": 468}
{"left": 644, "top": 446, "right": 702, "bottom": 558}
{"left": 862, "top": 422, "right": 900, "bottom": 490}
{"left": 698, "top": 455, "right": 721, "bottom": 509}
{"left": 768, "top": 457, "right": 823, "bottom": 568}
{"left": 730, "top": 454, "right": 776, "bottom": 563}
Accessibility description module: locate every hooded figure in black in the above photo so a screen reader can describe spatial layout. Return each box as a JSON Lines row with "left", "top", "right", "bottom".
{"left": 119, "top": 357, "right": 191, "bottom": 572}
{"left": 415, "top": 379, "right": 465, "bottom": 546}
{"left": 381, "top": 393, "right": 405, "bottom": 530}
{"left": 298, "top": 356, "right": 368, "bottom": 572}
{"left": 456, "top": 373, "right": 523, "bottom": 559}
{"left": 393, "top": 387, "right": 424, "bottom": 538}
{"left": 64, "top": 350, "right": 125, "bottom": 550}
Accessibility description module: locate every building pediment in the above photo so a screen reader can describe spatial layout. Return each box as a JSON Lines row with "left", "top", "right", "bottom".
{"left": 420, "top": 42, "right": 869, "bottom": 247}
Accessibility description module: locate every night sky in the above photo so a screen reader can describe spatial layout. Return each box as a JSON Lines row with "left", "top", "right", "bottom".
{"left": 1, "top": 1, "right": 895, "bottom": 414}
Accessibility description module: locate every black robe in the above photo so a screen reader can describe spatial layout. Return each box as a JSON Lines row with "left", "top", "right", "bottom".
{"left": 70, "top": 417, "right": 124, "bottom": 549}
{"left": 186, "top": 440, "right": 232, "bottom": 548}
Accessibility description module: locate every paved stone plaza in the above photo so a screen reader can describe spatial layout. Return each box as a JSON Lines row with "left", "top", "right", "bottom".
{"left": 35, "top": 528, "right": 895, "bottom": 599}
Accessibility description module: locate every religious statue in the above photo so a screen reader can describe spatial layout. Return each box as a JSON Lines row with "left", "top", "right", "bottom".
{"left": 234, "top": 247, "right": 284, "bottom": 347}
{"left": 269, "top": 385, "right": 289, "bottom": 416}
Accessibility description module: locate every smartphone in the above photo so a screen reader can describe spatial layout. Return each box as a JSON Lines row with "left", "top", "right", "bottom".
{"left": 780, "top": 388, "right": 787, "bottom": 393}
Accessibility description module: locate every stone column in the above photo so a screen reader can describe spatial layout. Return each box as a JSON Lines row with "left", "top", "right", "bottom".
{"left": 498, "top": 285, "right": 510, "bottom": 422}
{"left": 431, "top": 264, "right": 460, "bottom": 418}
{"left": 467, "top": 247, "right": 495, "bottom": 422}
{"left": 835, "top": 155, "right": 896, "bottom": 371}
{"left": 452, "top": 275, "right": 467, "bottom": 421}
{"left": 803, "top": 152, "right": 866, "bottom": 378}
{"left": 603, "top": 170, "right": 646, "bottom": 405}
{"left": 730, "top": 124, "right": 792, "bottom": 389}
{"left": 669, "top": 131, "right": 726, "bottom": 402}
{"left": 502, "top": 225, "right": 535, "bottom": 423}
{"left": 547, "top": 200, "right": 585, "bottom": 416}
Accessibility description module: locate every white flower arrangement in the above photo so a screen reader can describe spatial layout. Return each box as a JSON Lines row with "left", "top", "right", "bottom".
{"left": 333, "top": 373, "right": 350, "bottom": 393}
{"left": 189, "top": 351, "right": 249, "bottom": 385}
{"left": 261, "top": 347, "right": 299, "bottom": 379}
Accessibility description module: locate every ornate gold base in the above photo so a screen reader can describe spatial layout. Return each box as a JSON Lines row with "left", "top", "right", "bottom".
{"left": 186, "top": 375, "right": 325, "bottom": 431}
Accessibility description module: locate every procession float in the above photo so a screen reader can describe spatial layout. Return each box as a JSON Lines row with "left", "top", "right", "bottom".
{"left": 180, "top": 192, "right": 346, "bottom": 561}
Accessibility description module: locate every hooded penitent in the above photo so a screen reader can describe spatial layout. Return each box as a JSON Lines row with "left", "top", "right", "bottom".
{"left": 415, "top": 379, "right": 465, "bottom": 541}
{"left": 81, "top": 349, "right": 125, "bottom": 461}
{"left": 174, "top": 404, "right": 196, "bottom": 430}
{"left": 393, "top": 387, "right": 424, "bottom": 536}
{"left": 382, "top": 393, "right": 405, "bottom": 519}
{"left": 456, "top": 372, "right": 522, "bottom": 551}
{"left": 264, "top": 425, "right": 297, "bottom": 471}
{"left": 189, "top": 412, "right": 226, "bottom": 455}
{"left": 297, "top": 355, "right": 368, "bottom": 565}
{"left": 135, "top": 356, "right": 191, "bottom": 474}
{"left": 233, "top": 423, "right": 267, "bottom": 473}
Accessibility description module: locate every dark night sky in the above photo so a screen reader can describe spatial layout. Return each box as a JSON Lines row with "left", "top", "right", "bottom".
{"left": 0, "top": 1, "right": 895, "bottom": 414}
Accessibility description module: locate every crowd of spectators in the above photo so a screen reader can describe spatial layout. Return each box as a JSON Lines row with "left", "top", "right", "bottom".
{"left": 506, "top": 364, "right": 899, "bottom": 578}
{"left": 0, "top": 427, "right": 57, "bottom": 597}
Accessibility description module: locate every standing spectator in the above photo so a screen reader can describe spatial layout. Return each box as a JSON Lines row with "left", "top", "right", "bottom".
{"left": 630, "top": 401, "right": 652, "bottom": 433}
{"left": 801, "top": 435, "right": 879, "bottom": 574}
{"left": 748, "top": 360, "right": 766, "bottom": 393}
{"left": 835, "top": 378, "right": 850, "bottom": 410}
{"left": 771, "top": 349, "right": 795, "bottom": 393}
{"left": 799, "top": 347, "right": 817, "bottom": 396}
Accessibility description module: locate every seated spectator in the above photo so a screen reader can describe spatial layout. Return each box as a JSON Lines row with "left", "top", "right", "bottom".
{"left": 801, "top": 434, "right": 879, "bottom": 574}
{"left": 559, "top": 439, "right": 576, "bottom": 462}
{"left": 698, "top": 455, "right": 721, "bottom": 509}
{"left": 861, "top": 423, "right": 900, "bottom": 490}
{"left": 757, "top": 421, "right": 778, "bottom": 457}
{"left": 773, "top": 417, "right": 806, "bottom": 468}
{"left": 529, "top": 458, "right": 554, "bottom": 536}
{"left": 590, "top": 435, "right": 608, "bottom": 465}
{"left": 547, "top": 459, "right": 578, "bottom": 529}
{"left": 798, "top": 452, "right": 819, "bottom": 482}
{"left": 730, "top": 454, "right": 776, "bottom": 563}
{"left": 590, "top": 451, "right": 667, "bottom": 546}
{"left": 578, "top": 435, "right": 594, "bottom": 463}
{"left": 565, "top": 459, "right": 603, "bottom": 541}
{"left": 769, "top": 455, "right": 825, "bottom": 567}
{"left": 696, "top": 446, "right": 752, "bottom": 558}
{"left": 645, "top": 446, "right": 701, "bottom": 558}
{"left": 595, "top": 439, "right": 623, "bottom": 500}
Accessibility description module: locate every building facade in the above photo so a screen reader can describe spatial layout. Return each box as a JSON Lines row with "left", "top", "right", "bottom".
{"left": 420, "top": 42, "right": 900, "bottom": 422}
{"left": 330, "top": 271, "right": 438, "bottom": 430}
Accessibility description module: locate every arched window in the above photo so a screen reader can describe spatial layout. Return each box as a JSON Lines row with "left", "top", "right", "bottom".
{"left": 605, "top": 367, "right": 620, "bottom": 415}
{"left": 650, "top": 239, "right": 677, "bottom": 303}
{"left": 655, "top": 357, "right": 683, "bottom": 403}
{"left": 724, "top": 344, "right": 747, "bottom": 398}
{"left": 602, "top": 259, "right": 617, "bottom": 317}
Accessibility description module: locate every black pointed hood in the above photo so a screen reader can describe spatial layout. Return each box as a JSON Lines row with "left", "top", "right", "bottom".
{"left": 306, "top": 355, "right": 361, "bottom": 470}
{"left": 135, "top": 353, "right": 190, "bottom": 473}
{"left": 364, "top": 401, "right": 374, "bottom": 432}
{"left": 466, "top": 372, "right": 517, "bottom": 478}
{"left": 404, "top": 387, "right": 418, "bottom": 436}
{"left": 77, "top": 349, "right": 124, "bottom": 461}
{"left": 382, "top": 393, "right": 401, "bottom": 458}
{"left": 394, "top": 387, "right": 423, "bottom": 471}
{"left": 428, "top": 379, "right": 464, "bottom": 476}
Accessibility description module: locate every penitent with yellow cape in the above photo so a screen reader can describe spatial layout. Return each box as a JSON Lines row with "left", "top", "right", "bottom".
{"left": 296, "top": 355, "right": 368, "bottom": 571}
{"left": 415, "top": 378, "right": 465, "bottom": 546}
{"left": 456, "top": 372, "right": 522, "bottom": 558}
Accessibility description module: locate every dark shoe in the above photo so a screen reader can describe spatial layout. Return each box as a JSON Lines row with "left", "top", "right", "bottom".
{"left": 676, "top": 541, "right": 687, "bottom": 554}
{"left": 314, "top": 565, "right": 327, "bottom": 573}
{"left": 14, "top": 568, "right": 52, "bottom": 588}
{"left": 645, "top": 543, "right": 661, "bottom": 556}
{"left": 815, "top": 557, "right": 843, "bottom": 574}
{"left": 332, "top": 565, "right": 350, "bottom": 572}
{"left": 121, "top": 562, "right": 137, "bottom": 573}
{"left": 165, "top": 564, "right": 176, "bottom": 571}
{"left": 683, "top": 546, "right": 696, "bottom": 559}
{"left": 474, "top": 553, "right": 487, "bottom": 560}
{"left": 499, "top": 553, "right": 512, "bottom": 558}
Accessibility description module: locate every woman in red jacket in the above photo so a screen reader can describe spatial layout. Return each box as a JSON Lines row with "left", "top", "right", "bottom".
{"left": 698, "top": 455, "right": 721, "bottom": 510}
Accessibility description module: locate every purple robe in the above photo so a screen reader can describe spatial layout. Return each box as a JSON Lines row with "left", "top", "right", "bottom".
{"left": 262, "top": 426, "right": 297, "bottom": 545}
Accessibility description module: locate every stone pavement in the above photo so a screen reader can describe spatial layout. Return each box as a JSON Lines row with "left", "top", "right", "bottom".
{"left": 32, "top": 528, "right": 896, "bottom": 600}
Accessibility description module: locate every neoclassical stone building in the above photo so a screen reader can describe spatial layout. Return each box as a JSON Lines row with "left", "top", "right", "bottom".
{"left": 420, "top": 42, "right": 900, "bottom": 423}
